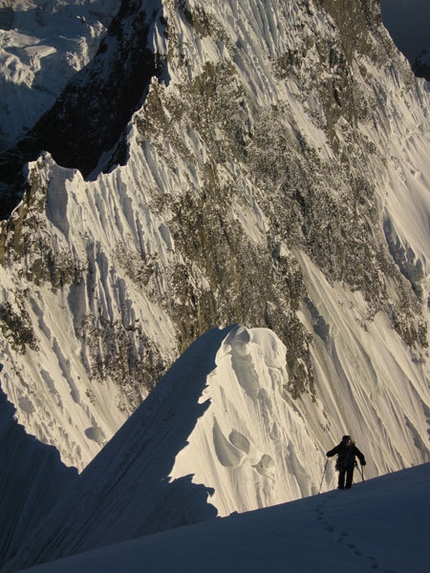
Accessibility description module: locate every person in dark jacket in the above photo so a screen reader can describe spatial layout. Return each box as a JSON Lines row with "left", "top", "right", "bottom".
{"left": 326, "top": 435, "right": 366, "bottom": 489}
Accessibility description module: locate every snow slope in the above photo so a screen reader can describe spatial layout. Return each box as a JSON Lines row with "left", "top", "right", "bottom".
{"left": 0, "top": 386, "right": 78, "bottom": 567}
{"left": 0, "top": 0, "right": 118, "bottom": 151}
{"left": 15, "top": 462, "right": 430, "bottom": 573}
{"left": 1, "top": 3, "right": 430, "bottom": 566}
{"left": 0, "top": 0, "right": 429, "bottom": 476}
{"left": 3, "top": 325, "right": 429, "bottom": 571}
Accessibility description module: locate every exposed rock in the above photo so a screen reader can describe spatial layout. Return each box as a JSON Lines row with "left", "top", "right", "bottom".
{"left": 0, "top": 0, "right": 429, "bottom": 472}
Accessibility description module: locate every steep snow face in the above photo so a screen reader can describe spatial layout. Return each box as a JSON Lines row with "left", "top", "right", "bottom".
{"left": 8, "top": 463, "right": 430, "bottom": 573}
{"left": 170, "top": 326, "right": 323, "bottom": 515}
{"left": 2, "top": 0, "right": 429, "bottom": 566}
{"left": 0, "top": 0, "right": 430, "bottom": 483}
{"left": 2, "top": 326, "right": 429, "bottom": 571}
{"left": 171, "top": 320, "right": 430, "bottom": 515}
{"left": 0, "top": 386, "right": 78, "bottom": 568}
{"left": 0, "top": 0, "right": 118, "bottom": 151}
{"left": 0, "top": 155, "right": 180, "bottom": 468}
{"left": 169, "top": 323, "right": 429, "bottom": 516}
{"left": 2, "top": 326, "right": 234, "bottom": 570}
{"left": 18, "top": 0, "right": 168, "bottom": 179}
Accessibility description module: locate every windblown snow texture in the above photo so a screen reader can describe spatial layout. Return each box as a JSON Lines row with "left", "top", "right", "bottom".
{"left": 0, "top": 0, "right": 430, "bottom": 569}
{"left": 3, "top": 325, "right": 430, "bottom": 571}
{"left": 8, "top": 463, "right": 430, "bottom": 573}
{"left": 2, "top": 327, "right": 231, "bottom": 570}
{"left": 0, "top": 0, "right": 166, "bottom": 219}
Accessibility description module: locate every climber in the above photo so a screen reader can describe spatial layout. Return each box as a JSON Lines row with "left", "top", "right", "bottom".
{"left": 326, "top": 435, "right": 366, "bottom": 489}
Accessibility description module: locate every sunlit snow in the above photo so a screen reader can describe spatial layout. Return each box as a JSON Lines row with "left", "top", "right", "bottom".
{"left": 2, "top": 325, "right": 429, "bottom": 571}
{"left": 0, "top": 2, "right": 430, "bottom": 570}
{"left": 13, "top": 461, "right": 430, "bottom": 573}
{"left": 0, "top": 0, "right": 118, "bottom": 150}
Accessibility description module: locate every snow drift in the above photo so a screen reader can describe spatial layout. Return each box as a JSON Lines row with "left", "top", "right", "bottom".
{"left": 11, "top": 463, "right": 430, "bottom": 573}
{"left": 1, "top": 0, "right": 430, "bottom": 569}
{"left": 3, "top": 325, "right": 429, "bottom": 571}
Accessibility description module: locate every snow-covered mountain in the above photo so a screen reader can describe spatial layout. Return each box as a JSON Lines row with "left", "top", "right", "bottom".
{"left": 2, "top": 325, "right": 429, "bottom": 571}
{"left": 0, "top": 0, "right": 118, "bottom": 152}
{"left": 10, "top": 463, "right": 430, "bottom": 573}
{"left": 1, "top": 0, "right": 430, "bottom": 569}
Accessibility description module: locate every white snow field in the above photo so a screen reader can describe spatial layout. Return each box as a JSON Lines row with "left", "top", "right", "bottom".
{"left": 2, "top": 325, "right": 429, "bottom": 572}
{"left": 1, "top": 0, "right": 429, "bottom": 477}
{"left": 16, "top": 462, "right": 430, "bottom": 573}
{"left": 1, "top": 1, "right": 430, "bottom": 568}
{"left": 0, "top": 0, "right": 118, "bottom": 151}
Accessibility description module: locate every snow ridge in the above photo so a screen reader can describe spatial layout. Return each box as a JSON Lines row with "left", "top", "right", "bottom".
{"left": 3, "top": 325, "right": 429, "bottom": 571}
{"left": 2, "top": 326, "right": 232, "bottom": 570}
{"left": 12, "top": 463, "right": 430, "bottom": 573}
{"left": 0, "top": 0, "right": 118, "bottom": 152}
{"left": 0, "top": 2, "right": 430, "bottom": 568}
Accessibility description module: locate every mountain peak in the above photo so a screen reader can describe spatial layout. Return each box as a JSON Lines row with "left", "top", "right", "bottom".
{"left": 1, "top": 2, "right": 430, "bottom": 568}
{"left": 3, "top": 325, "right": 429, "bottom": 571}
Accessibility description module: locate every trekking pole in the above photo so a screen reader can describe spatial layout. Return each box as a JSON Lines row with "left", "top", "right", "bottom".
{"left": 318, "top": 459, "right": 329, "bottom": 494}
{"left": 358, "top": 464, "right": 365, "bottom": 482}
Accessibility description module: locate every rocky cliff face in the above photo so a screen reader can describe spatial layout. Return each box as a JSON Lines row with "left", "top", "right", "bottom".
{"left": 0, "top": 0, "right": 429, "bottom": 475}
